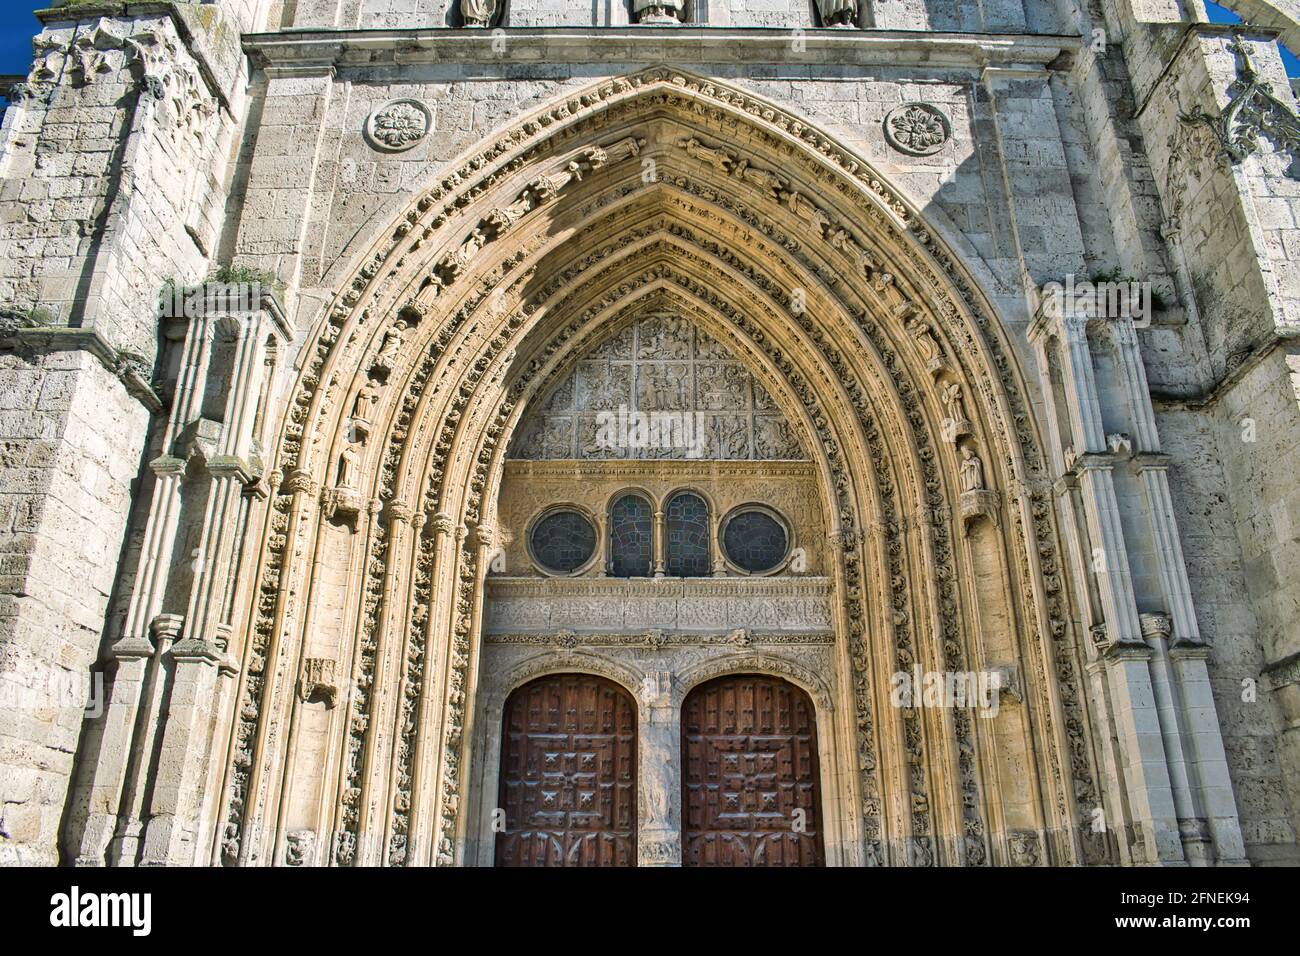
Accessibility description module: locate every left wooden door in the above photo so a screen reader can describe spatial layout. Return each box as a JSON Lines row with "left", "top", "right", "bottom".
{"left": 495, "top": 673, "right": 638, "bottom": 866}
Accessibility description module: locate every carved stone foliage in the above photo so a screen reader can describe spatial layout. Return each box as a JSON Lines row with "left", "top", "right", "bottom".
{"left": 883, "top": 103, "right": 951, "bottom": 157}
{"left": 366, "top": 99, "right": 432, "bottom": 153}
{"left": 227, "top": 69, "right": 1102, "bottom": 871}
{"left": 1180, "top": 33, "right": 1300, "bottom": 179}
{"left": 509, "top": 314, "right": 806, "bottom": 460}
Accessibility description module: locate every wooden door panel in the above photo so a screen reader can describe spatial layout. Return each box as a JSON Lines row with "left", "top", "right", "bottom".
{"left": 682, "top": 675, "right": 824, "bottom": 866}
{"left": 495, "top": 673, "right": 637, "bottom": 867}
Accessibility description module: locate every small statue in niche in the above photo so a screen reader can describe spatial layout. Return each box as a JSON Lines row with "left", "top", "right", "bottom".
{"left": 352, "top": 379, "right": 380, "bottom": 423}
{"left": 959, "top": 444, "right": 985, "bottom": 493}
{"left": 337, "top": 439, "right": 360, "bottom": 491}
{"left": 633, "top": 0, "right": 686, "bottom": 24}
{"left": 461, "top": 0, "right": 499, "bottom": 27}
{"left": 373, "top": 320, "right": 407, "bottom": 373}
{"left": 815, "top": 0, "right": 858, "bottom": 27}
{"left": 941, "top": 380, "right": 972, "bottom": 438}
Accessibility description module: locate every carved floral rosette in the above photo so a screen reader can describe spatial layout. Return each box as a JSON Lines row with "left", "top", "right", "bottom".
{"left": 366, "top": 99, "right": 432, "bottom": 153}
{"left": 883, "top": 103, "right": 951, "bottom": 157}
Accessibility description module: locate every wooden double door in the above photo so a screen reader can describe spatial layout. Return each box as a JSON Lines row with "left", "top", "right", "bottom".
{"left": 495, "top": 673, "right": 824, "bottom": 867}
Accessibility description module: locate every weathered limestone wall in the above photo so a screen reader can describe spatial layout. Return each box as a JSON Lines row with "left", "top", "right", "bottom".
{"left": 0, "top": 3, "right": 256, "bottom": 865}
{"left": 0, "top": 350, "right": 147, "bottom": 864}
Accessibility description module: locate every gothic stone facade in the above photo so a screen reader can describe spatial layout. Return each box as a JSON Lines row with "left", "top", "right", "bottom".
{"left": 1, "top": 0, "right": 1299, "bottom": 867}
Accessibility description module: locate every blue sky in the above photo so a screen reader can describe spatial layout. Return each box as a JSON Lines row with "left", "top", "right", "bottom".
{"left": 0, "top": 3, "right": 1295, "bottom": 77}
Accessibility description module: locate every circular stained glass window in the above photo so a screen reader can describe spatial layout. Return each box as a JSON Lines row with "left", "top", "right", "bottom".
{"left": 530, "top": 509, "right": 597, "bottom": 575}
{"left": 722, "top": 508, "right": 789, "bottom": 574}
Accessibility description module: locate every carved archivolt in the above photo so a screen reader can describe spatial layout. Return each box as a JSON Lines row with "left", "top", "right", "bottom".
{"left": 219, "top": 68, "right": 1103, "bottom": 869}
{"left": 673, "top": 653, "right": 834, "bottom": 712}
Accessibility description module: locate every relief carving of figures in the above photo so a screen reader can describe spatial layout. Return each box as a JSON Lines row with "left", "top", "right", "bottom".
{"left": 730, "top": 158, "right": 787, "bottom": 198}
{"left": 679, "top": 136, "right": 734, "bottom": 173}
{"left": 815, "top": 0, "right": 858, "bottom": 27}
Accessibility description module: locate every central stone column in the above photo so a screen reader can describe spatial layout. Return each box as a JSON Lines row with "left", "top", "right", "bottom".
{"left": 637, "top": 670, "right": 681, "bottom": 866}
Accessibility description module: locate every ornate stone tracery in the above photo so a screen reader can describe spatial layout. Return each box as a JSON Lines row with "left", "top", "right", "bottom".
{"left": 214, "top": 68, "right": 1105, "bottom": 869}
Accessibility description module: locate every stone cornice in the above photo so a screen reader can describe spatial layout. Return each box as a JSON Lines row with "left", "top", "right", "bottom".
{"left": 241, "top": 28, "right": 1081, "bottom": 72}
{"left": 1, "top": 326, "right": 163, "bottom": 413}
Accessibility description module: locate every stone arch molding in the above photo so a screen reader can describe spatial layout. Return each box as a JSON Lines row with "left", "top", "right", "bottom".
{"left": 673, "top": 654, "right": 834, "bottom": 712}
{"left": 218, "top": 67, "right": 1109, "bottom": 870}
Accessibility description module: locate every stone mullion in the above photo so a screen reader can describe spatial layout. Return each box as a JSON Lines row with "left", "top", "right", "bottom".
{"left": 637, "top": 671, "right": 681, "bottom": 866}
{"left": 406, "top": 513, "right": 458, "bottom": 867}
{"left": 652, "top": 507, "right": 667, "bottom": 576}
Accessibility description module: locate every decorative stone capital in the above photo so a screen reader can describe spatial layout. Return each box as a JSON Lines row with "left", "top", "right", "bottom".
{"left": 284, "top": 469, "right": 317, "bottom": 496}
{"left": 149, "top": 613, "right": 185, "bottom": 646}
{"left": 1138, "top": 613, "right": 1172, "bottom": 643}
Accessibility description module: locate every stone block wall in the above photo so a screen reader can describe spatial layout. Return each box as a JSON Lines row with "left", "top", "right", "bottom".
{"left": 0, "top": 349, "right": 148, "bottom": 865}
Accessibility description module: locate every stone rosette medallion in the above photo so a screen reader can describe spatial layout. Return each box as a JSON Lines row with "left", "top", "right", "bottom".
{"left": 365, "top": 98, "right": 432, "bottom": 152}
{"left": 883, "top": 102, "right": 950, "bottom": 156}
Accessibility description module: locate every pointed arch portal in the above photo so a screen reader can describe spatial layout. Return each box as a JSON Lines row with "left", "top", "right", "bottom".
{"left": 214, "top": 68, "right": 1110, "bottom": 868}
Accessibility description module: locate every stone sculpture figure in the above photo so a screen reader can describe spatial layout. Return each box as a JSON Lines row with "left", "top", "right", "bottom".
{"left": 960, "top": 445, "right": 985, "bottom": 493}
{"left": 815, "top": 0, "right": 858, "bottom": 26}
{"left": 374, "top": 320, "right": 406, "bottom": 371}
{"left": 634, "top": 0, "right": 686, "bottom": 24}
{"left": 461, "top": 0, "right": 499, "bottom": 27}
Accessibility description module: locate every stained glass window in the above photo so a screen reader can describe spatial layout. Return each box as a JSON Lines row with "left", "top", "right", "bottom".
{"left": 530, "top": 509, "right": 596, "bottom": 574}
{"left": 609, "top": 494, "right": 653, "bottom": 577}
{"left": 666, "top": 492, "right": 710, "bottom": 577}
{"left": 722, "top": 509, "right": 788, "bottom": 574}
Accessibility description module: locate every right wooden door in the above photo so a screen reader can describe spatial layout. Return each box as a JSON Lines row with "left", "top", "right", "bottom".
{"left": 681, "top": 674, "right": 825, "bottom": 866}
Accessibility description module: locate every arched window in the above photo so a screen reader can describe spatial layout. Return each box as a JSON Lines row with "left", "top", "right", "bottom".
{"left": 666, "top": 492, "right": 710, "bottom": 577}
{"left": 609, "top": 493, "right": 653, "bottom": 577}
